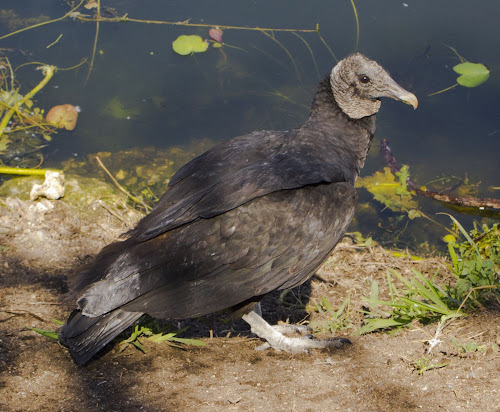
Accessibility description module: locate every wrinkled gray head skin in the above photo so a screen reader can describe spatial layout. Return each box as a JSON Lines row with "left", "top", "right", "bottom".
{"left": 330, "top": 53, "right": 418, "bottom": 119}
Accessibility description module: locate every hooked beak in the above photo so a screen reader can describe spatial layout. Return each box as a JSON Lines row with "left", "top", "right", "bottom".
{"left": 381, "top": 77, "right": 418, "bottom": 109}
{"left": 397, "top": 91, "right": 418, "bottom": 110}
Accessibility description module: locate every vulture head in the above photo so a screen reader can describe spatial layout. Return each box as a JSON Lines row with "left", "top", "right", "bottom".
{"left": 330, "top": 53, "right": 418, "bottom": 119}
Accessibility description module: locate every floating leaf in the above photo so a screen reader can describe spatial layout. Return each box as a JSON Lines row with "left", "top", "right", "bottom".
{"left": 172, "top": 35, "right": 209, "bottom": 56}
{"left": 46, "top": 104, "right": 79, "bottom": 130}
{"left": 453, "top": 62, "right": 490, "bottom": 88}
{"left": 355, "top": 167, "right": 419, "bottom": 214}
{"left": 428, "top": 46, "right": 490, "bottom": 96}
{"left": 209, "top": 27, "right": 223, "bottom": 43}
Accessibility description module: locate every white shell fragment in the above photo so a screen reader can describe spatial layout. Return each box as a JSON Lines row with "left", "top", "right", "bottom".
{"left": 30, "top": 171, "right": 66, "bottom": 201}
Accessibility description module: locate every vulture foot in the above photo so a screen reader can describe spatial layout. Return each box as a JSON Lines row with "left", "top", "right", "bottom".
{"left": 242, "top": 310, "right": 351, "bottom": 353}
{"left": 272, "top": 323, "right": 312, "bottom": 336}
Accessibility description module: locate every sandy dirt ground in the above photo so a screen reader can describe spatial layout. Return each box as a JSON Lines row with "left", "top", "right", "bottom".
{"left": 0, "top": 184, "right": 499, "bottom": 412}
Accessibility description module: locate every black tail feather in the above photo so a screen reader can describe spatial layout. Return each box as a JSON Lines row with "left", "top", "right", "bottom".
{"left": 58, "top": 309, "right": 143, "bottom": 366}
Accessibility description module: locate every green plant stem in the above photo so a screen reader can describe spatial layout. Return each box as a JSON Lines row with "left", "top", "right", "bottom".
{"left": 316, "top": 29, "right": 338, "bottom": 62}
{"left": 0, "top": 0, "right": 86, "bottom": 40}
{"left": 259, "top": 30, "right": 301, "bottom": 82}
{"left": 0, "top": 166, "right": 61, "bottom": 176}
{"left": 85, "top": 0, "right": 101, "bottom": 83}
{"left": 428, "top": 83, "right": 458, "bottom": 97}
{"left": 0, "top": 7, "right": 317, "bottom": 40}
{"left": 0, "top": 65, "right": 56, "bottom": 138}
{"left": 78, "top": 16, "right": 318, "bottom": 33}
{"left": 349, "top": 0, "right": 360, "bottom": 50}
{"left": 291, "top": 32, "right": 320, "bottom": 79}
{"left": 0, "top": 101, "right": 53, "bottom": 133}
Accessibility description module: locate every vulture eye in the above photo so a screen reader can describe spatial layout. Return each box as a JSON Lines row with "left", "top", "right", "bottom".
{"left": 359, "top": 75, "right": 371, "bottom": 84}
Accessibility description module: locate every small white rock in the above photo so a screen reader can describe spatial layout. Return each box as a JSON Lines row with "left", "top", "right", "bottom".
{"left": 30, "top": 171, "right": 65, "bottom": 201}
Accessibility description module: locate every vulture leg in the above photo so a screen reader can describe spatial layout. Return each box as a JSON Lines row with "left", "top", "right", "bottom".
{"left": 250, "top": 302, "right": 313, "bottom": 336}
{"left": 272, "top": 323, "right": 313, "bottom": 336}
{"left": 242, "top": 308, "right": 351, "bottom": 353}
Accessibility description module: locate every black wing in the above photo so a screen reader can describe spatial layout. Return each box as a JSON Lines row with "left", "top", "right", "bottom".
{"left": 77, "top": 182, "right": 357, "bottom": 319}
{"left": 128, "top": 128, "right": 357, "bottom": 242}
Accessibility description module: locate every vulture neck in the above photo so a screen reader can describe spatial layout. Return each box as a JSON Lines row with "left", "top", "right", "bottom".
{"left": 299, "top": 76, "right": 376, "bottom": 182}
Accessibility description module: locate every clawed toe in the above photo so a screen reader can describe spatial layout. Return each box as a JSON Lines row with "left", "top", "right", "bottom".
{"left": 242, "top": 311, "right": 351, "bottom": 354}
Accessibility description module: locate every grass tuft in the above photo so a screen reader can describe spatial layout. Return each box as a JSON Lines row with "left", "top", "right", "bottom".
{"left": 118, "top": 317, "right": 206, "bottom": 355}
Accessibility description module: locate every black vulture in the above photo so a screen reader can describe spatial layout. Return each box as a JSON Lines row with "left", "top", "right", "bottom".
{"left": 59, "top": 53, "right": 417, "bottom": 365}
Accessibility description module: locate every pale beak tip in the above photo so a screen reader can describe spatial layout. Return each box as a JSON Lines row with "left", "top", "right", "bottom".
{"left": 401, "top": 92, "right": 418, "bottom": 110}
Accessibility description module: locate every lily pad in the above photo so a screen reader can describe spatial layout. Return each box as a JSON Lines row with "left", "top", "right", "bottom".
{"left": 45, "top": 104, "right": 79, "bottom": 130}
{"left": 453, "top": 62, "right": 490, "bottom": 87}
{"left": 172, "top": 35, "right": 209, "bottom": 56}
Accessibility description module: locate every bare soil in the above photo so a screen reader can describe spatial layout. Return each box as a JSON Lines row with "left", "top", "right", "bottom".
{"left": 1, "top": 189, "right": 499, "bottom": 412}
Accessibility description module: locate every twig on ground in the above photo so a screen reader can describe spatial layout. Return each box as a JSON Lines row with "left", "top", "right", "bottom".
{"left": 95, "top": 156, "right": 151, "bottom": 211}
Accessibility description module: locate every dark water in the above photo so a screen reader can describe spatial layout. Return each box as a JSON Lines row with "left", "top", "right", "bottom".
{"left": 1, "top": 0, "right": 499, "bottom": 248}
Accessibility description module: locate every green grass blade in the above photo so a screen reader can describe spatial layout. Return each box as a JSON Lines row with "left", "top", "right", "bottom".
{"left": 132, "top": 340, "right": 146, "bottom": 353}
{"left": 398, "top": 297, "right": 452, "bottom": 316}
{"left": 28, "top": 327, "right": 58, "bottom": 340}
{"left": 440, "top": 213, "right": 482, "bottom": 269}
{"left": 409, "top": 270, "right": 449, "bottom": 311}
{"left": 334, "top": 296, "right": 350, "bottom": 318}
{"left": 355, "top": 318, "right": 409, "bottom": 335}
{"left": 168, "top": 337, "right": 207, "bottom": 347}
{"left": 391, "top": 269, "right": 413, "bottom": 290}
{"left": 322, "top": 296, "right": 333, "bottom": 312}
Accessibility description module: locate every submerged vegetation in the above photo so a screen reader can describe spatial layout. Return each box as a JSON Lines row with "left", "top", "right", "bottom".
{"left": 355, "top": 166, "right": 420, "bottom": 219}
{"left": 0, "top": 59, "right": 79, "bottom": 175}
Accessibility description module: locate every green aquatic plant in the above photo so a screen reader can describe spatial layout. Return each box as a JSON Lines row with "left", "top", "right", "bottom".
{"left": 0, "top": 61, "right": 73, "bottom": 171}
{"left": 172, "top": 34, "right": 209, "bottom": 55}
{"left": 453, "top": 62, "right": 490, "bottom": 87}
{"left": 0, "top": 64, "right": 55, "bottom": 143}
{"left": 355, "top": 166, "right": 420, "bottom": 218}
{"left": 0, "top": 166, "right": 62, "bottom": 176}
{"left": 349, "top": 0, "right": 359, "bottom": 50}
{"left": 0, "top": 0, "right": 353, "bottom": 82}
{"left": 102, "top": 96, "right": 141, "bottom": 119}
{"left": 429, "top": 46, "right": 490, "bottom": 96}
